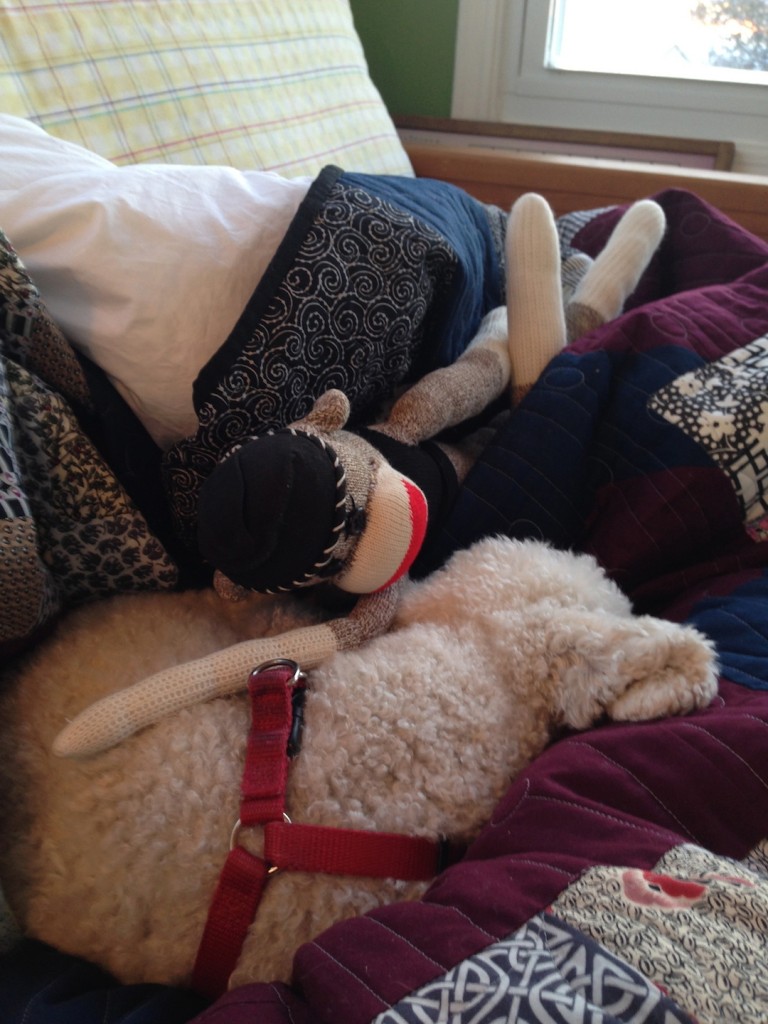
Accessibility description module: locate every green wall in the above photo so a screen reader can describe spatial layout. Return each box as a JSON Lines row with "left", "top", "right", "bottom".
{"left": 349, "top": 0, "right": 459, "bottom": 117}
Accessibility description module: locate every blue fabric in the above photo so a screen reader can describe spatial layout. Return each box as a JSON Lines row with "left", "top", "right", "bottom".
{"left": 0, "top": 940, "right": 206, "bottom": 1024}
{"left": 420, "top": 342, "right": 718, "bottom": 568}
{"left": 342, "top": 171, "right": 506, "bottom": 368}
{"left": 688, "top": 575, "right": 768, "bottom": 691}
{"left": 424, "top": 191, "right": 768, "bottom": 696}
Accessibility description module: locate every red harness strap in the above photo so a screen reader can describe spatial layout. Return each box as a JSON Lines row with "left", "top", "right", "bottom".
{"left": 192, "top": 659, "right": 444, "bottom": 1000}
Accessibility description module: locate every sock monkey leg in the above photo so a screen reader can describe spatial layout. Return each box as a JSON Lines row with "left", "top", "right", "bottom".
{"left": 566, "top": 199, "right": 666, "bottom": 341}
{"left": 506, "top": 193, "right": 567, "bottom": 404}
{"left": 375, "top": 307, "right": 510, "bottom": 445}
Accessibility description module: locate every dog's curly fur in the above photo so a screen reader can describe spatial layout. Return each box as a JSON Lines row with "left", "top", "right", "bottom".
{"left": 0, "top": 537, "right": 717, "bottom": 988}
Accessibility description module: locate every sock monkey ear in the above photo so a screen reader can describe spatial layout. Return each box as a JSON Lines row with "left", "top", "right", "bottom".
{"left": 289, "top": 388, "right": 350, "bottom": 434}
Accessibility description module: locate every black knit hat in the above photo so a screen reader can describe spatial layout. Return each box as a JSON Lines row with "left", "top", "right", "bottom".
{"left": 197, "top": 430, "right": 347, "bottom": 593}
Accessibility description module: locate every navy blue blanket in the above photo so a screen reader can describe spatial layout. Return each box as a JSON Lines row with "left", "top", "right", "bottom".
{"left": 425, "top": 189, "right": 768, "bottom": 693}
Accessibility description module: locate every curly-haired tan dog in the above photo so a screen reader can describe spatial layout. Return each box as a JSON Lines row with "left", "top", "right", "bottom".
{"left": 0, "top": 536, "right": 717, "bottom": 990}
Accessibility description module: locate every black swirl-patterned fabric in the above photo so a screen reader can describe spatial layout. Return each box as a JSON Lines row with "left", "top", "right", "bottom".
{"left": 162, "top": 166, "right": 507, "bottom": 547}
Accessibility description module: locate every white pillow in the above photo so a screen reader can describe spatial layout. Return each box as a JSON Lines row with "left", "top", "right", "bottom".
{"left": 0, "top": 115, "right": 312, "bottom": 447}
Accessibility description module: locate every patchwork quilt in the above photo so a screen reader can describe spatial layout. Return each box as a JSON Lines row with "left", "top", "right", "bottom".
{"left": 2, "top": 185, "right": 768, "bottom": 1023}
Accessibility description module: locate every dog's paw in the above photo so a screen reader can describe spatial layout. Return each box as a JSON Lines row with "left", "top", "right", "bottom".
{"left": 604, "top": 617, "right": 718, "bottom": 722}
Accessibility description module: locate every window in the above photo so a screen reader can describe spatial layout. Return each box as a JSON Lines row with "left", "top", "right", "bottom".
{"left": 548, "top": 0, "right": 768, "bottom": 82}
{"left": 452, "top": 0, "right": 768, "bottom": 173}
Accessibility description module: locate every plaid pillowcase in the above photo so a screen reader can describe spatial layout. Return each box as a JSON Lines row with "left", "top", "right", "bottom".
{"left": 0, "top": 0, "right": 412, "bottom": 177}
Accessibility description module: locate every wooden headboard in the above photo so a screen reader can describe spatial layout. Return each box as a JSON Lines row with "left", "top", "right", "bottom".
{"left": 405, "top": 142, "right": 768, "bottom": 243}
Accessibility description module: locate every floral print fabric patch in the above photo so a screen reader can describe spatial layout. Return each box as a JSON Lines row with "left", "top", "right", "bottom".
{"left": 648, "top": 335, "right": 768, "bottom": 540}
{"left": 551, "top": 842, "right": 768, "bottom": 1024}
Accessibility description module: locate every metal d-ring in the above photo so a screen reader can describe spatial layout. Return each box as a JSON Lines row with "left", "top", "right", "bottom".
{"left": 229, "top": 812, "right": 292, "bottom": 853}
{"left": 251, "top": 658, "right": 305, "bottom": 686}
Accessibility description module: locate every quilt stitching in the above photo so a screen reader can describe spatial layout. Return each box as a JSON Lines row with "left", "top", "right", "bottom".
{"left": 711, "top": 606, "right": 768, "bottom": 649}
{"left": 676, "top": 721, "right": 768, "bottom": 791}
{"left": 414, "top": 904, "right": 497, "bottom": 943}
{"left": 587, "top": 483, "right": 671, "bottom": 559}
{"left": 306, "top": 941, "right": 388, "bottom": 1008}
{"left": 271, "top": 984, "right": 299, "bottom": 1024}
{"left": 566, "top": 741, "right": 700, "bottom": 843}
{"left": 366, "top": 919, "right": 447, "bottom": 972}
{"left": 502, "top": 858, "right": 576, "bottom": 880}
{"left": 524, "top": 794, "right": 683, "bottom": 843}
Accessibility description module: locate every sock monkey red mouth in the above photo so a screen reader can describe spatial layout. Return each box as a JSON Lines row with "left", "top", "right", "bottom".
{"left": 196, "top": 422, "right": 457, "bottom": 595}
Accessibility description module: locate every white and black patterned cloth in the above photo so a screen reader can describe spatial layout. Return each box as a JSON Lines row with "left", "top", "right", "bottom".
{"left": 649, "top": 335, "right": 768, "bottom": 540}
{"left": 375, "top": 913, "right": 693, "bottom": 1024}
{"left": 162, "top": 166, "right": 507, "bottom": 547}
{"left": 0, "top": 231, "right": 178, "bottom": 656}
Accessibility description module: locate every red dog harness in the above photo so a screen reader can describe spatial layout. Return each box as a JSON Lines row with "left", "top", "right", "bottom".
{"left": 192, "top": 659, "right": 447, "bottom": 999}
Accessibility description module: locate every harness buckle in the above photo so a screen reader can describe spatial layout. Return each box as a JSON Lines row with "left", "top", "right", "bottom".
{"left": 228, "top": 659, "right": 306, "bottom": 868}
{"left": 252, "top": 659, "right": 308, "bottom": 757}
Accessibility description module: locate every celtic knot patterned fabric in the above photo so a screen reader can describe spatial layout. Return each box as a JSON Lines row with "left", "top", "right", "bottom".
{"left": 375, "top": 913, "right": 694, "bottom": 1024}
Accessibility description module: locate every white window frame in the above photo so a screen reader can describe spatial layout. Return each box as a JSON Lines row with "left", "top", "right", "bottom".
{"left": 452, "top": 0, "right": 768, "bottom": 174}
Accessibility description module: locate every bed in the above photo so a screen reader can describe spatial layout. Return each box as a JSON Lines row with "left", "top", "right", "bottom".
{"left": 2, "top": 2, "right": 768, "bottom": 1022}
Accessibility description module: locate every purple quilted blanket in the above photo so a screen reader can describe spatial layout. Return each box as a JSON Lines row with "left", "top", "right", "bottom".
{"left": 188, "top": 190, "right": 768, "bottom": 1024}
{"left": 2, "top": 188, "right": 768, "bottom": 1024}
{"left": 198, "top": 682, "right": 768, "bottom": 1024}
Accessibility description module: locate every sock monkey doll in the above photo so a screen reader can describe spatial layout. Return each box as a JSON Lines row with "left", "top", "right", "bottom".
{"left": 52, "top": 192, "right": 666, "bottom": 759}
